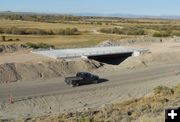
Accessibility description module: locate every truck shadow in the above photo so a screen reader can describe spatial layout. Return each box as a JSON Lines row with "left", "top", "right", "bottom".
{"left": 98, "top": 78, "right": 109, "bottom": 83}
{"left": 81, "top": 78, "right": 108, "bottom": 86}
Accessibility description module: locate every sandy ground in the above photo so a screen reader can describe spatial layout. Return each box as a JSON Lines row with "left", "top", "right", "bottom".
{"left": 1, "top": 41, "right": 180, "bottom": 64}
{"left": 0, "top": 53, "right": 55, "bottom": 64}
{"left": 1, "top": 40, "right": 180, "bottom": 119}
{"left": 129, "top": 41, "right": 180, "bottom": 53}
{"left": 1, "top": 68, "right": 180, "bottom": 119}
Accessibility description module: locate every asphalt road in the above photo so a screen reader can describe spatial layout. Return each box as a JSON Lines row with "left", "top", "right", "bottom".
{"left": 1, "top": 64, "right": 180, "bottom": 101}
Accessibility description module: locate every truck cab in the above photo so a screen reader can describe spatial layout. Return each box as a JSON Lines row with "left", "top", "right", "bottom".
{"left": 65, "top": 72, "right": 99, "bottom": 87}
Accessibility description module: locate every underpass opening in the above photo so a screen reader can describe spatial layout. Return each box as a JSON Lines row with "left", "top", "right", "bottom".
{"left": 88, "top": 53, "right": 132, "bottom": 65}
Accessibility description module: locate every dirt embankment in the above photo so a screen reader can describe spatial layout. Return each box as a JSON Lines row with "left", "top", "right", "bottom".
{"left": 120, "top": 52, "right": 180, "bottom": 69}
{"left": 10, "top": 85, "right": 180, "bottom": 122}
{"left": 0, "top": 59, "right": 102, "bottom": 83}
{"left": 119, "top": 36, "right": 179, "bottom": 43}
{"left": 0, "top": 63, "right": 21, "bottom": 83}
{"left": 1, "top": 37, "right": 180, "bottom": 83}
{"left": 97, "top": 36, "right": 180, "bottom": 47}
{"left": 0, "top": 45, "right": 29, "bottom": 54}
{"left": 2, "top": 50, "right": 180, "bottom": 83}
{"left": 1, "top": 51, "right": 180, "bottom": 83}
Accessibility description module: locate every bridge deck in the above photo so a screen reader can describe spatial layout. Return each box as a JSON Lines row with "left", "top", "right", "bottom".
{"left": 32, "top": 46, "right": 148, "bottom": 59}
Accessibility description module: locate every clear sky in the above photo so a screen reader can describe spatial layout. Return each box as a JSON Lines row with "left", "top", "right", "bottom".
{"left": 0, "top": 0, "right": 180, "bottom": 16}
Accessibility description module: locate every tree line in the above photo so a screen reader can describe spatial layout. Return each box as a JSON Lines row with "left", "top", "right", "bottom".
{"left": 0, "top": 27, "right": 80, "bottom": 35}
{"left": 100, "top": 27, "right": 145, "bottom": 35}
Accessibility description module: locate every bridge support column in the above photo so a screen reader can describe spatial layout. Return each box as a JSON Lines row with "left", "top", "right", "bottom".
{"left": 81, "top": 56, "right": 88, "bottom": 59}
{"left": 132, "top": 51, "right": 140, "bottom": 57}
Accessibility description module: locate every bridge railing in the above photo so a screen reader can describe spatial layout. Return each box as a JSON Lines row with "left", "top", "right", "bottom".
{"left": 56, "top": 49, "right": 135, "bottom": 58}
{"left": 32, "top": 47, "right": 149, "bottom": 59}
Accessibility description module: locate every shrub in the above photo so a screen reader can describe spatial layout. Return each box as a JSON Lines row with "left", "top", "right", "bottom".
{"left": 1, "top": 35, "right": 5, "bottom": 41}
{"left": 135, "top": 29, "right": 145, "bottom": 35}
{"left": 21, "top": 42, "right": 55, "bottom": 49}
{"left": 11, "top": 27, "right": 23, "bottom": 35}
{"left": 153, "top": 32, "right": 161, "bottom": 37}
{"left": 97, "top": 22, "right": 102, "bottom": 25}
{"left": 171, "top": 31, "right": 180, "bottom": 36}
{"left": 65, "top": 28, "right": 71, "bottom": 35}
{"left": 7, "top": 39, "right": 13, "bottom": 41}
{"left": 36, "top": 29, "right": 48, "bottom": 35}
{"left": 153, "top": 31, "right": 170, "bottom": 37}
{"left": 0, "top": 27, "right": 80, "bottom": 35}
{"left": 15, "top": 38, "right": 20, "bottom": 41}
{"left": 100, "top": 27, "right": 145, "bottom": 35}
{"left": 71, "top": 27, "right": 79, "bottom": 35}
{"left": 56, "top": 29, "right": 65, "bottom": 35}
{"left": 105, "top": 22, "right": 109, "bottom": 25}
{"left": 154, "top": 86, "right": 174, "bottom": 95}
{"left": 174, "top": 84, "right": 180, "bottom": 94}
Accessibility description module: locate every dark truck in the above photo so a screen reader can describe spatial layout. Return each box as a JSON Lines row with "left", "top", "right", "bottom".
{"left": 65, "top": 72, "right": 99, "bottom": 87}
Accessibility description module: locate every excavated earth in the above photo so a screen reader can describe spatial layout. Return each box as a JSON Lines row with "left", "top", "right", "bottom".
{"left": 0, "top": 59, "right": 102, "bottom": 84}
{"left": 1, "top": 36, "right": 180, "bottom": 84}
{"left": 1, "top": 37, "right": 180, "bottom": 119}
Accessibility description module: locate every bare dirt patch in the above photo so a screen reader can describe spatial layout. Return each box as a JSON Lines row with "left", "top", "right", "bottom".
{"left": 1, "top": 39, "right": 180, "bottom": 120}
{"left": 1, "top": 76, "right": 179, "bottom": 120}
{"left": 0, "top": 59, "right": 102, "bottom": 83}
{"left": 2, "top": 40, "right": 180, "bottom": 83}
{"left": 26, "top": 85, "right": 180, "bottom": 122}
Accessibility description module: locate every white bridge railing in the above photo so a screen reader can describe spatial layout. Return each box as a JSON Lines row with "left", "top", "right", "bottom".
{"left": 32, "top": 46, "right": 149, "bottom": 59}
{"left": 56, "top": 50, "right": 134, "bottom": 58}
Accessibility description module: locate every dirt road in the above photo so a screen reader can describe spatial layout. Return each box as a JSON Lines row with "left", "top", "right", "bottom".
{"left": 1, "top": 63, "right": 180, "bottom": 101}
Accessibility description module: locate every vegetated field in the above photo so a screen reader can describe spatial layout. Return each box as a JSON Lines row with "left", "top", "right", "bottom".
{"left": 0, "top": 20, "right": 106, "bottom": 31}
{"left": 0, "top": 20, "right": 128, "bottom": 48}
{"left": 0, "top": 15, "right": 180, "bottom": 48}
{"left": 100, "top": 19, "right": 180, "bottom": 37}
{"left": 0, "top": 34, "right": 126, "bottom": 48}
{"left": 0, "top": 20, "right": 124, "bottom": 48}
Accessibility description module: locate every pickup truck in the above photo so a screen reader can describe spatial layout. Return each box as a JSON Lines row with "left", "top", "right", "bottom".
{"left": 65, "top": 72, "right": 99, "bottom": 87}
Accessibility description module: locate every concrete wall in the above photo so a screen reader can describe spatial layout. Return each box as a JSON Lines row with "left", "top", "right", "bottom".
{"left": 132, "top": 51, "right": 140, "bottom": 57}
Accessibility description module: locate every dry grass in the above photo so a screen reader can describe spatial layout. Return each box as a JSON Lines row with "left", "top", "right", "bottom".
{"left": 13, "top": 84, "right": 180, "bottom": 122}
{"left": 0, "top": 34, "right": 126, "bottom": 48}
{"left": 0, "top": 20, "right": 128, "bottom": 48}
{"left": 0, "top": 20, "right": 108, "bottom": 31}
{"left": 1, "top": 19, "right": 180, "bottom": 48}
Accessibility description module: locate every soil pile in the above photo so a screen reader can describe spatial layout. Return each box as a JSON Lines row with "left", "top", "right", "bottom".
{"left": 0, "top": 59, "right": 102, "bottom": 83}
{"left": 120, "top": 51, "right": 180, "bottom": 69}
{"left": 0, "top": 63, "right": 21, "bottom": 83}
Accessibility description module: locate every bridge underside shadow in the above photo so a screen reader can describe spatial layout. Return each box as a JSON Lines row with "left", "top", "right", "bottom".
{"left": 88, "top": 53, "right": 132, "bottom": 65}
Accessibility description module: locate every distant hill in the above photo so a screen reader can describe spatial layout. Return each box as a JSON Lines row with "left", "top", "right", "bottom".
{"left": 72, "top": 13, "right": 180, "bottom": 19}
{"left": 0, "top": 11, "right": 180, "bottom": 20}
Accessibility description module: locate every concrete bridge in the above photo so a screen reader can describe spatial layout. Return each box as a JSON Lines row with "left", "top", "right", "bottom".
{"left": 32, "top": 46, "right": 149, "bottom": 65}
{"left": 32, "top": 46, "right": 149, "bottom": 59}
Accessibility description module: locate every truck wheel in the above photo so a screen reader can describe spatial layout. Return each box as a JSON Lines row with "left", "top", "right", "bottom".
{"left": 65, "top": 79, "right": 70, "bottom": 85}
{"left": 71, "top": 83, "right": 79, "bottom": 87}
{"left": 93, "top": 80, "right": 98, "bottom": 84}
{"left": 75, "top": 83, "right": 79, "bottom": 86}
{"left": 70, "top": 83, "right": 75, "bottom": 87}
